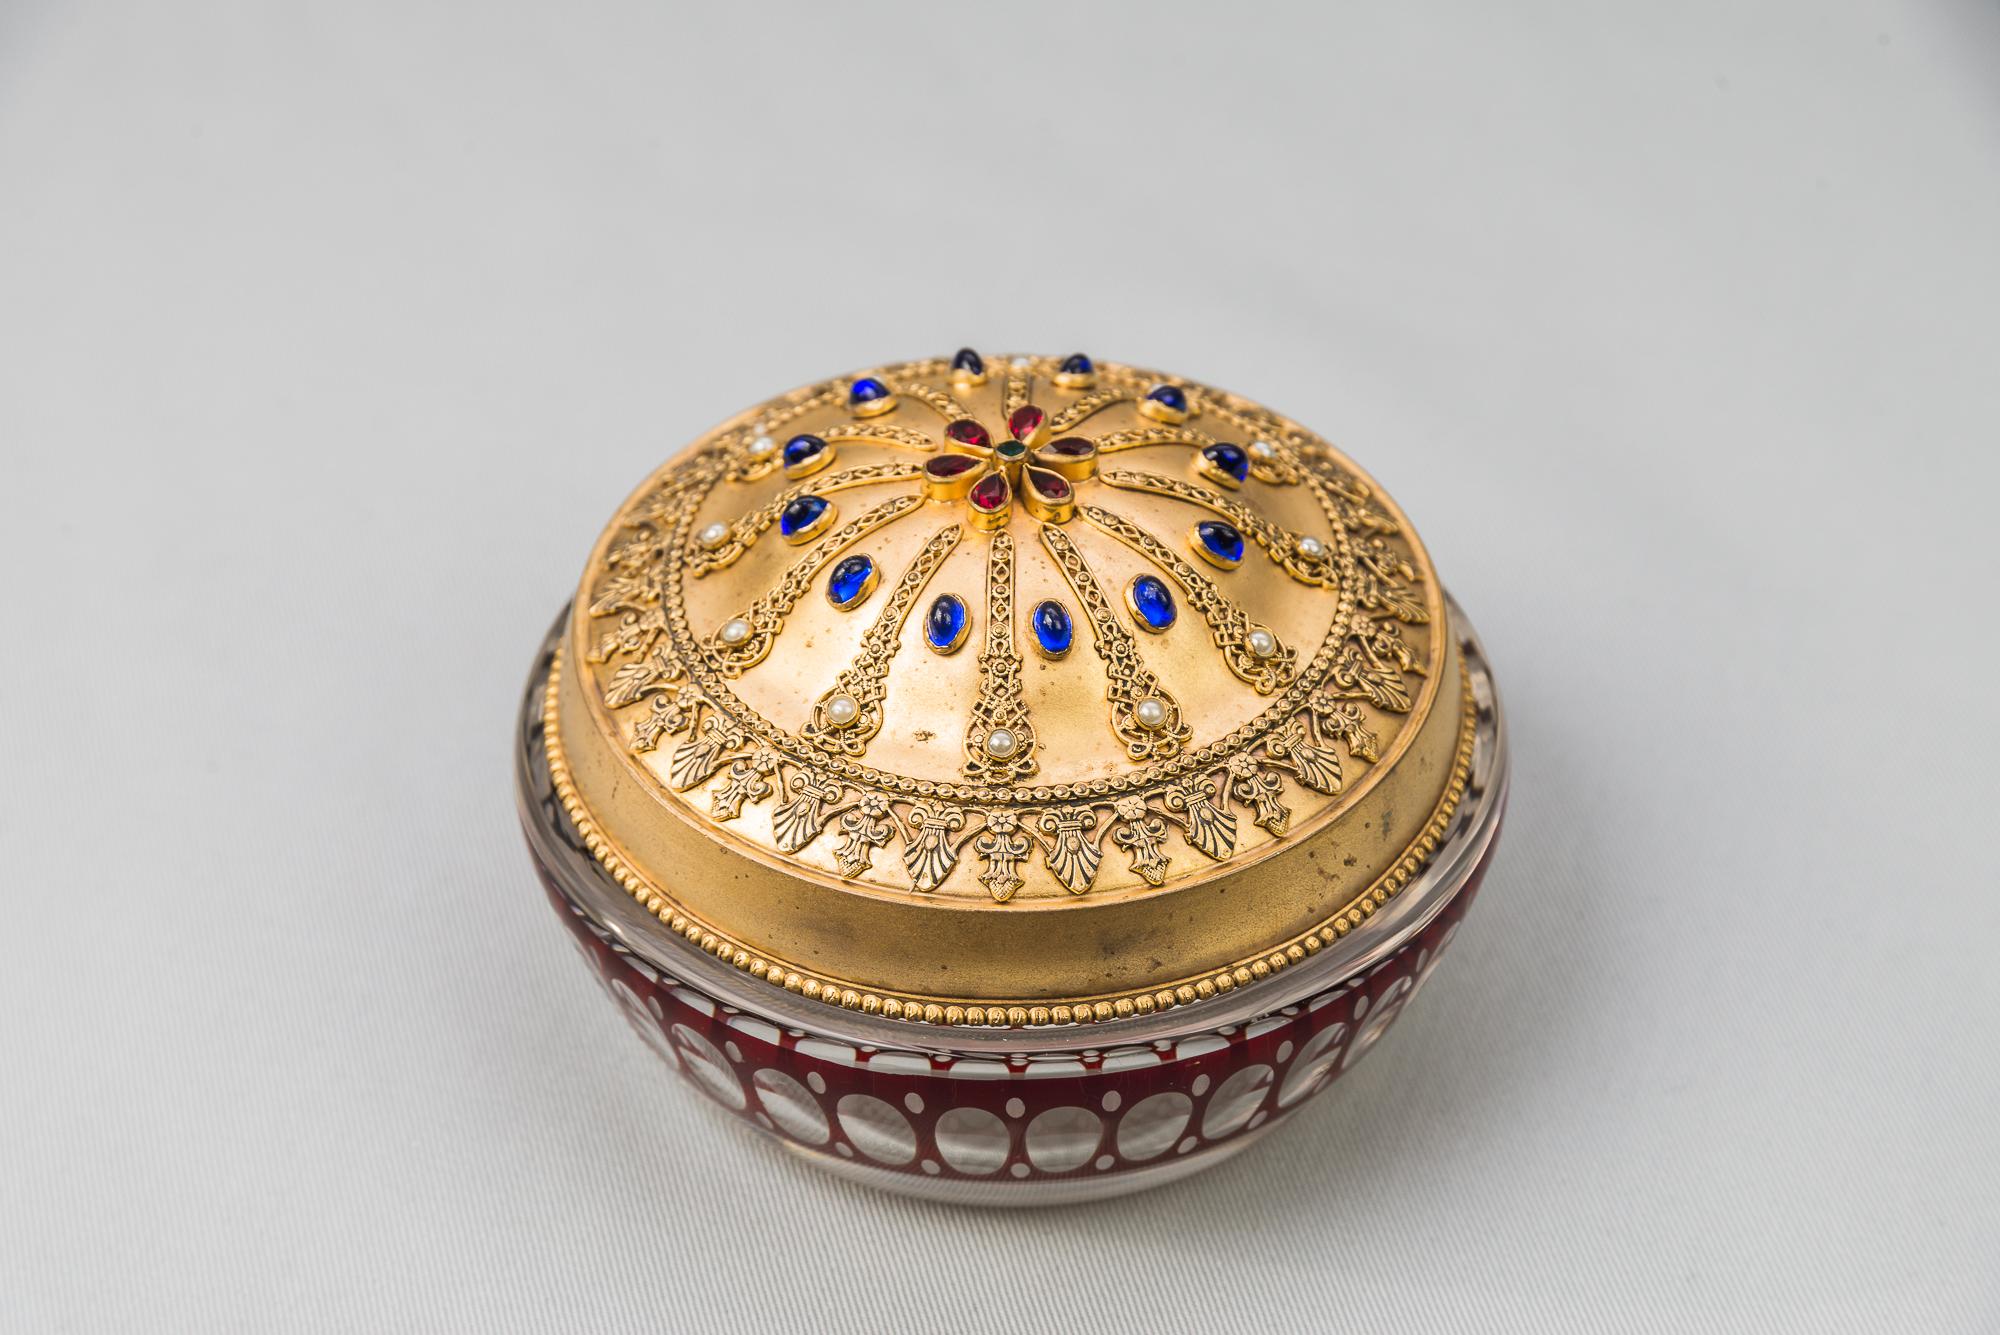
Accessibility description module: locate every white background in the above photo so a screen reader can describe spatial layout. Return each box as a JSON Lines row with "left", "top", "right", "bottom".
{"left": 4, "top": 2, "right": 1997, "bottom": 1330}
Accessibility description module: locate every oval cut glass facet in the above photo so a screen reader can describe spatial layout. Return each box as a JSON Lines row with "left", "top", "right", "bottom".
{"left": 779, "top": 494, "right": 830, "bottom": 537}
{"left": 1032, "top": 600, "right": 1073, "bottom": 658}
{"left": 827, "top": 554, "right": 875, "bottom": 608}
{"left": 1195, "top": 520, "right": 1245, "bottom": 565}
{"left": 1129, "top": 575, "right": 1176, "bottom": 631}
{"left": 925, "top": 594, "right": 968, "bottom": 652}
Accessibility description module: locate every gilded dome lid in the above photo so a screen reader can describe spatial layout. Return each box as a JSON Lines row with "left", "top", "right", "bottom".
{"left": 545, "top": 352, "right": 1472, "bottom": 1022}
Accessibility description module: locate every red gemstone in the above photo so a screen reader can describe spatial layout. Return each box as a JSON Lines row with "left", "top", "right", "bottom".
{"left": 944, "top": 419, "right": 991, "bottom": 451}
{"left": 1044, "top": 436, "right": 1093, "bottom": 457}
{"left": 968, "top": 473, "right": 1010, "bottom": 512}
{"left": 1008, "top": 406, "right": 1045, "bottom": 440}
{"left": 926, "top": 454, "right": 981, "bottom": 479}
{"left": 1027, "top": 468, "right": 1071, "bottom": 501}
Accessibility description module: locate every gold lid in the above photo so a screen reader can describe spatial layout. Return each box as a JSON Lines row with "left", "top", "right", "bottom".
{"left": 547, "top": 352, "right": 1471, "bottom": 1025}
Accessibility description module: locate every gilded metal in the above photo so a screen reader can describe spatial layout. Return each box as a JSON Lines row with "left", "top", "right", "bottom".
{"left": 801, "top": 525, "right": 961, "bottom": 758}
{"left": 894, "top": 379, "right": 976, "bottom": 424}
{"left": 1044, "top": 524, "right": 1193, "bottom": 760}
{"left": 686, "top": 463, "right": 922, "bottom": 577}
{"left": 1047, "top": 389, "right": 1124, "bottom": 434}
{"left": 1102, "top": 469, "right": 1341, "bottom": 587}
{"left": 538, "top": 646, "right": 1477, "bottom": 1021}
{"left": 553, "top": 354, "right": 1454, "bottom": 1011}
{"left": 961, "top": 534, "right": 1038, "bottom": 785}
{"left": 523, "top": 597, "right": 1504, "bottom": 1035}
{"left": 1080, "top": 505, "right": 1294, "bottom": 694}
{"left": 702, "top": 495, "right": 921, "bottom": 674}
{"left": 822, "top": 422, "right": 936, "bottom": 452}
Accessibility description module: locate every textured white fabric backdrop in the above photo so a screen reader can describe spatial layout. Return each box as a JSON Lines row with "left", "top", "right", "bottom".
{"left": 3, "top": 2, "right": 1996, "bottom": 1330}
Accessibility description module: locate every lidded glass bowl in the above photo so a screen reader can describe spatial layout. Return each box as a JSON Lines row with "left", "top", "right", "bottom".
{"left": 515, "top": 350, "right": 1507, "bottom": 1204}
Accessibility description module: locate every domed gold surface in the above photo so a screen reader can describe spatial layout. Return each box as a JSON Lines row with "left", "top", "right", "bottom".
{"left": 548, "top": 352, "right": 1470, "bottom": 1017}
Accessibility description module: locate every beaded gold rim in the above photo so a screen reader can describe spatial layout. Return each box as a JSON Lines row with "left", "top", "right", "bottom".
{"left": 542, "top": 645, "right": 1476, "bottom": 1028}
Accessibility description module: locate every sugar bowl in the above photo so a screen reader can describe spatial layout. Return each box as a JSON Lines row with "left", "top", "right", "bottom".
{"left": 516, "top": 351, "right": 1507, "bottom": 1203}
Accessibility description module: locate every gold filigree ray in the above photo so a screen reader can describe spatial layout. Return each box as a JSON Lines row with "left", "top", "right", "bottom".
{"left": 1078, "top": 504, "right": 1298, "bottom": 694}
{"left": 892, "top": 380, "right": 976, "bottom": 423}
{"left": 1100, "top": 469, "right": 1339, "bottom": 587}
{"left": 1003, "top": 371, "right": 1031, "bottom": 420}
{"left": 688, "top": 464, "right": 923, "bottom": 577}
{"left": 822, "top": 423, "right": 937, "bottom": 452}
{"left": 800, "top": 525, "right": 963, "bottom": 757}
{"left": 704, "top": 496, "right": 923, "bottom": 674}
{"left": 1046, "top": 389, "right": 1130, "bottom": 436}
{"left": 1039, "top": 524, "right": 1193, "bottom": 762}
{"left": 962, "top": 532, "right": 1037, "bottom": 782}
{"left": 1093, "top": 426, "right": 1217, "bottom": 454}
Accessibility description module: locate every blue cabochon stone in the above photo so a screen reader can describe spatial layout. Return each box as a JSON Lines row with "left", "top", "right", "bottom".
{"left": 827, "top": 553, "right": 874, "bottom": 606}
{"left": 1130, "top": 575, "right": 1176, "bottom": 630}
{"left": 779, "top": 494, "right": 830, "bottom": 537}
{"left": 1196, "top": 520, "right": 1245, "bottom": 564}
{"left": 1201, "top": 442, "right": 1248, "bottom": 483}
{"left": 925, "top": 593, "right": 967, "bottom": 650}
{"left": 783, "top": 434, "right": 828, "bottom": 468}
{"left": 848, "top": 377, "right": 890, "bottom": 405}
{"left": 1145, "top": 383, "right": 1187, "bottom": 413}
{"left": 1032, "top": 600, "right": 1073, "bottom": 657}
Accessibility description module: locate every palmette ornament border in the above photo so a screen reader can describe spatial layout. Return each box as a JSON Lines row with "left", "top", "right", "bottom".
{"left": 541, "top": 643, "right": 1476, "bottom": 1028}
{"left": 577, "top": 356, "right": 1440, "bottom": 904}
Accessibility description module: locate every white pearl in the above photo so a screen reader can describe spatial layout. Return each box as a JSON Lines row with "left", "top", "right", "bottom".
{"left": 1246, "top": 629, "right": 1277, "bottom": 659}
{"left": 825, "top": 694, "right": 860, "bottom": 728}
{"left": 984, "top": 728, "right": 1018, "bottom": 758}
{"left": 1296, "top": 536, "right": 1325, "bottom": 559}
{"left": 718, "top": 617, "right": 751, "bottom": 645}
{"left": 1010, "top": 356, "right": 1032, "bottom": 369}
{"left": 698, "top": 522, "right": 729, "bottom": 548}
{"left": 1250, "top": 440, "right": 1277, "bottom": 459}
{"left": 747, "top": 435, "right": 776, "bottom": 458}
{"left": 1134, "top": 697, "right": 1168, "bottom": 730}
